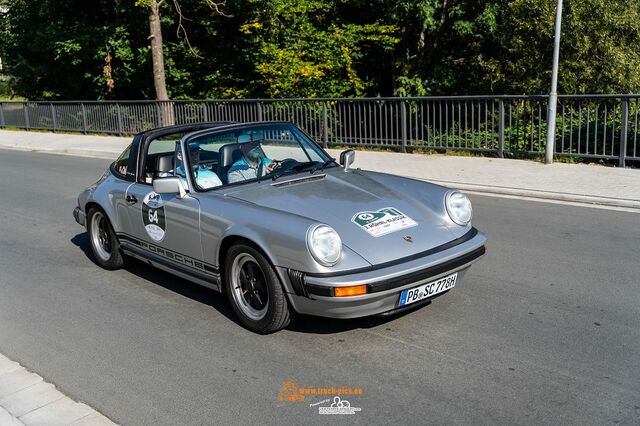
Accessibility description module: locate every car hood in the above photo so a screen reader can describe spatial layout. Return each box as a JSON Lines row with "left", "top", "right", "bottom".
{"left": 223, "top": 169, "right": 458, "bottom": 266}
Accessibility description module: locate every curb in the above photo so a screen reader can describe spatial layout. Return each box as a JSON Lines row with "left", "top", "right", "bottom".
{"left": 421, "top": 178, "right": 640, "bottom": 211}
{"left": 0, "top": 353, "right": 117, "bottom": 426}
{"left": 0, "top": 145, "right": 117, "bottom": 160}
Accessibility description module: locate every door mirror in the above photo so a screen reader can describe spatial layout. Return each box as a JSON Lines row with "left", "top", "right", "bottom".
{"left": 153, "top": 177, "right": 187, "bottom": 199}
{"left": 339, "top": 150, "right": 355, "bottom": 171}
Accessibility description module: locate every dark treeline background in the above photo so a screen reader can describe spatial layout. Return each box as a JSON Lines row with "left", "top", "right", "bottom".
{"left": 0, "top": 0, "right": 639, "bottom": 100}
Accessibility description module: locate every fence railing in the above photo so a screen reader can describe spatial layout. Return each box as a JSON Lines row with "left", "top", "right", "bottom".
{"left": 0, "top": 95, "right": 638, "bottom": 166}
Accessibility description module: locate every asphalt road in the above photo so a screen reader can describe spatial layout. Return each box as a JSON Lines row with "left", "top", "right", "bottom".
{"left": 0, "top": 149, "right": 639, "bottom": 425}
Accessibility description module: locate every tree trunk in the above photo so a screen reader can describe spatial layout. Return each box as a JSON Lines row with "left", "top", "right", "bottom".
{"left": 148, "top": 0, "right": 174, "bottom": 125}
{"left": 149, "top": 0, "right": 168, "bottom": 100}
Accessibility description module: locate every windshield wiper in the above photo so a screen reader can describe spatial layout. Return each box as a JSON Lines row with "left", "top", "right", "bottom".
{"left": 309, "top": 159, "right": 335, "bottom": 174}
{"left": 270, "top": 161, "right": 316, "bottom": 181}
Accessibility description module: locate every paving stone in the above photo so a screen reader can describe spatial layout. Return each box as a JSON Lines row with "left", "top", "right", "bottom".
{"left": 19, "top": 398, "right": 94, "bottom": 426}
{"left": 0, "top": 370, "right": 42, "bottom": 400}
{"left": 68, "top": 412, "right": 117, "bottom": 426}
{"left": 0, "top": 406, "right": 25, "bottom": 426}
{"left": 0, "top": 356, "right": 21, "bottom": 377}
{"left": 0, "top": 382, "right": 65, "bottom": 418}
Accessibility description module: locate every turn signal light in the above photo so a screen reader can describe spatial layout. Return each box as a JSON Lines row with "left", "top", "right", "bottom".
{"left": 334, "top": 285, "right": 368, "bottom": 297}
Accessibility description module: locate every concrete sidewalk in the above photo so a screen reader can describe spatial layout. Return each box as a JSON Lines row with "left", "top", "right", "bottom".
{"left": 0, "top": 353, "right": 116, "bottom": 425}
{"left": 1, "top": 129, "right": 638, "bottom": 210}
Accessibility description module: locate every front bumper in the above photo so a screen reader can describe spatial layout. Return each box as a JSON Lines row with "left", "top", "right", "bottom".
{"left": 73, "top": 206, "right": 86, "bottom": 227}
{"left": 281, "top": 228, "right": 486, "bottom": 319}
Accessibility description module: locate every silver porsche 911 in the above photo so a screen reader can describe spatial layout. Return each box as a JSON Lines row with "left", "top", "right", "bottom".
{"left": 73, "top": 121, "right": 486, "bottom": 333}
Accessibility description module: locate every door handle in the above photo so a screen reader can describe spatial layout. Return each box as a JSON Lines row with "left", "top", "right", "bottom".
{"left": 126, "top": 195, "right": 138, "bottom": 204}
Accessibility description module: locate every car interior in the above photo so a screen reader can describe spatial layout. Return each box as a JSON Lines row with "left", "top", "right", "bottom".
{"left": 218, "top": 143, "right": 244, "bottom": 184}
{"left": 141, "top": 129, "right": 302, "bottom": 187}
{"left": 143, "top": 141, "right": 222, "bottom": 183}
{"left": 144, "top": 152, "right": 175, "bottom": 183}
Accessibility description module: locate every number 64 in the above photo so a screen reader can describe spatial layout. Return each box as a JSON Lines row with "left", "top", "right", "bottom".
{"left": 148, "top": 209, "right": 158, "bottom": 223}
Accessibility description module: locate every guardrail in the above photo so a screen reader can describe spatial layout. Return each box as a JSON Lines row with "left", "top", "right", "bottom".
{"left": 0, "top": 95, "right": 638, "bottom": 166}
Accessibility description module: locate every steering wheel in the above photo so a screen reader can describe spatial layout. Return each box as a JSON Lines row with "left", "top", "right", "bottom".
{"left": 259, "top": 158, "right": 297, "bottom": 177}
{"left": 271, "top": 158, "right": 297, "bottom": 171}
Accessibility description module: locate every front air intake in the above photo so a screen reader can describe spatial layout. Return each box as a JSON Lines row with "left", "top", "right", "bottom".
{"left": 287, "top": 269, "right": 307, "bottom": 296}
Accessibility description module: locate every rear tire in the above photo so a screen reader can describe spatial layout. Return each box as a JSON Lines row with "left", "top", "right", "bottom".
{"left": 87, "top": 208, "right": 125, "bottom": 270}
{"left": 224, "top": 243, "right": 293, "bottom": 334}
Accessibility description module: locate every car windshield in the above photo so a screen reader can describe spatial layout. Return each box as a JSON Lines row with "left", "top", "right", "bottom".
{"left": 184, "top": 123, "right": 335, "bottom": 190}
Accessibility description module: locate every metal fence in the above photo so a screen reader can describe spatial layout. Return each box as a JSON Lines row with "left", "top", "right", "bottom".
{"left": 1, "top": 95, "right": 638, "bottom": 166}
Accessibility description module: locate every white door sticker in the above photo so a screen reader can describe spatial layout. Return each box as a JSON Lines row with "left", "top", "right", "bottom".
{"left": 142, "top": 192, "right": 166, "bottom": 242}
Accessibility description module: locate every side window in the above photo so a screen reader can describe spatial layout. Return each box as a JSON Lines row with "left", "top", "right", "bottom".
{"left": 112, "top": 144, "right": 133, "bottom": 180}
{"left": 181, "top": 133, "right": 232, "bottom": 190}
{"left": 142, "top": 134, "right": 185, "bottom": 184}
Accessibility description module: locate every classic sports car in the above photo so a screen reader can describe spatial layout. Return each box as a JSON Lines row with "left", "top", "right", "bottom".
{"left": 74, "top": 121, "right": 486, "bottom": 333}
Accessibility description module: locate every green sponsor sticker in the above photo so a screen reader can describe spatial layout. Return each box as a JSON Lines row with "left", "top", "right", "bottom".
{"left": 351, "top": 207, "right": 417, "bottom": 237}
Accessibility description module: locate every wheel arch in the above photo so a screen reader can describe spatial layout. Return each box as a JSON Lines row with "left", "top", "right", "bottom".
{"left": 83, "top": 201, "right": 127, "bottom": 270}
{"left": 84, "top": 198, "right": 122, "bottom": 234}
{"left": 217, "top": 232, "right": 299, "bottom": 301}
{"left": 218, "top": 235, "right": 274, "bottom": 287}
{"left": 85, "top": 201, "right": 109, "bottom": 222}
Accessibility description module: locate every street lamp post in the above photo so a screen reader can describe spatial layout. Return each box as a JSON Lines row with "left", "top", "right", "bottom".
{"left": 545, "top": 0, "right": 563, "bottom": 164}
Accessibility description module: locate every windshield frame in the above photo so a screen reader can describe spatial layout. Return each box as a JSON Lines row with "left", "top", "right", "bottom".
{"left": 180, "top": 122, "right": 336, "bottom": 192}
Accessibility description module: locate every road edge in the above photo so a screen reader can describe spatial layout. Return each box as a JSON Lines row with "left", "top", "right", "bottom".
{"left": 0, "top": 352, "right": 118, "bottom": 426}
{"left": 417, "top": 178, "right": 640, "bottom": 211}
{"left": 1, "top": 144, "right": 638, "bottom": 212}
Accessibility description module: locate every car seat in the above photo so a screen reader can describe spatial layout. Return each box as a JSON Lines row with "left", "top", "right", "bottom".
{"left": 154, "top": 154, "right": 174, "bottom": 178}
{"left": 218, "top": 143, "right": 243, "bottom": 184}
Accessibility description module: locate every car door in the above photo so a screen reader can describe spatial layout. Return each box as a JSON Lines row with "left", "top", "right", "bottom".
{"left": 120, "top": 124, "right": 228, "bottom": 276}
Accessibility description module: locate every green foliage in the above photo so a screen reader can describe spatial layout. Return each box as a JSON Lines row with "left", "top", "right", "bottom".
{"left": 487, "top": 0, "right": 640, "bottom": 94}
{"left": 379, "top": 0, "right": 503, "bottom": 95}
{"left": 0, "top": 0, "right": 151, "bottom": 99}
{"left": 0, "top": 75, "right": 16, "bottom": 99}
{"left": 236, "top": 0, "right": 398, "bottom": 98}
{"left": 1, "top": 0, "right": 639, "bottom": 100}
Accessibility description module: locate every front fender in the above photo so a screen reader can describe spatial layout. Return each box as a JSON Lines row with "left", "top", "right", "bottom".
{"left": 361, "top": 170, "right": 473, "bottom": 238}
{"left": 198, "top": 196, "right": 370, "bottom": 274}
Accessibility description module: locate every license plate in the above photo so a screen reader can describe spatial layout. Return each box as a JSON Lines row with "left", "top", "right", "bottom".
{"left": 398, "top": 273, "right": 457, "bottom": 307}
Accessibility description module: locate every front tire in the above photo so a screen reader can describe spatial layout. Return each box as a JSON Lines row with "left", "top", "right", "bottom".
{"left": 87, "top": 208, "right": 125, "bottom": 270}
{"left": 224, "top": 244, "right": 293, "bottom": 334}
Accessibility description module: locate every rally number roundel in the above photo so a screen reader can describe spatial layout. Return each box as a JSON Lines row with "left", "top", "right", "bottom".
{"left": 142, "top": 192, "right": 166, "bottom": 242}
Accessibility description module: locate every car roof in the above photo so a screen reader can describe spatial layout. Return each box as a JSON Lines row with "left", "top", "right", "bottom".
{"left": 178, "top": 121, "right": 297, "bottom": 141}
{"left": 139, "top": 121, "right": 236, "bottom": 138}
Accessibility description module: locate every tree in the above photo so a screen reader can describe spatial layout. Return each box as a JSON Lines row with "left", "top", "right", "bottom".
{"left": 146, "top": 0, "right": 169, "bottom": 101}
{"left": 490, "top": 0, "right": 640, "bottom": 94}
{"left": 135, "top": 0, "right": 229, "bottom": 100}
{"left": 235, "top": 0, "right": 398, "bottom": 98}
{"left": 363, "top": 0, "right": 502, "bottom": 96}
{"left": 1, "top": 0, "right": 639, "bottom": 100}
{"left": 0, "top": 0, "right": 151, "bottom": 99}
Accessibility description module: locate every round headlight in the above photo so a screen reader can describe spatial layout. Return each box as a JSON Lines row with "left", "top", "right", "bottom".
{"left": 307, "top": 225, "right": 342, "bottom": 266}
{"left": 445, "top": 191, "right": 472, "bottom": 225}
